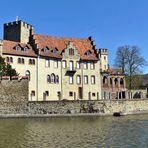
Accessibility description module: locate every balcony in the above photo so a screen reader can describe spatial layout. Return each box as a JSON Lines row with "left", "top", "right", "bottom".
{"left": 66, "top": 67, "right": 76, "bottom": 75}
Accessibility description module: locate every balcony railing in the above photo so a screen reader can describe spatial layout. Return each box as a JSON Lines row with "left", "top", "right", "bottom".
{"left": 66, "top": 67, "right": 76, "bottom": 74}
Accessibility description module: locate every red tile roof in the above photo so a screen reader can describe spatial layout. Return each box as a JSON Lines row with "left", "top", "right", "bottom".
{"left": 33, "top": 34, "right": 98, "bottom": 60}
{"left": 2, "top": 40, "right": 37, "bottom": 57}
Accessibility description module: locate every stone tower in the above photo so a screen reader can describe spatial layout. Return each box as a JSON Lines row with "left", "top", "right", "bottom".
{"left": 99, "top": 48, "right": 108, "bottom": 71}
{"left": 3, "top": 20, "right": 34, "bottom": 44}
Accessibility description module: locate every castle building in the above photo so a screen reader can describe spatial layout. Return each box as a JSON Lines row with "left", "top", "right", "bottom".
{"left": 0, "top": 20, "right": 103, "bottom": 101}
{"left": 99, "top": 48, "right": 126, "bottom": 99}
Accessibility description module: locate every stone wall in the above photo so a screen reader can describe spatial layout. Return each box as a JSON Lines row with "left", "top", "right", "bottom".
{"left": 0, "top": 78, "right": 147, "bottom": 116}
{"left": 0, "top": 77, "right": 28, "bottom": 114}
{"left": 28, "top": 99, "right": 148, "bottom": 115}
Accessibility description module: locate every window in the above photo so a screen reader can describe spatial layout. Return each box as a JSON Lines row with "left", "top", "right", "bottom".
{"left": 16, "top": 46, "right": 20, "bottom": 51}
{"left": 18, "top": 58, "right": 21, "bottom": 63}
{"left": 29, "top": 59, "right": 35, "bottom": 65}
{"left": 85, "top": 50, "right": 92, "bottom": 56}
{"left": 76, "top": 61, "right": 80, "bottom": 69}
{"left": 90, "top": 62, "right": 95, "bottom": 70}
{"left": 55, "top": 75, "right": 59, "bottom": 84}
{"left": 104, "top": 65, "right": 106, "bottom": 70}
{"left": 26, "top": 70, "right": 31, "bottom": 80}
{"left": 6, "top": 57, "right": 13, "bottom": 63}
{"left": 84, "top": 75, "right": 88, "bottom": 84}
{"left": 45, "top": 59, "right": 50, "bottom": 67}
{"left": 92, "top": 93, "right": 96, "bottom": 97}
{"left": 52, "top": 48, "right": 58, "bottom": 54}
{"left": 62, "top": 60, "right": 67, "bottom": 68}
{"left": 91, "top": 76, "right": 95, "bottom": 84}
{"left": 69, "top": 76, "right": 73, "bottom": 84}
{"left": 77, "top": 75, "right": 81, "bottom": 84}
{"left": 45, "top": 91, "right": 49, "bottom": 96}
{"left": 24, "top": 47, "right": 28, "bottom": 52}
{"left": 69, "top": 92, "right": 73, "bottom": 97}
{"left": 104, "top": 56, "right": 106, "bottom": 60}
{"left": 22, "top": 58, "right": 24, "bottom": 64}
{"left": 83, "top": 62, "right": 88, "bottom": 69}
{"left": 43, "top": 46, "right": 49, "bottom": 52}
{"left": 51, "top": 73, "right": 56, "bottom": 83}
{"left": 31, "top": 91, "right": 35, "bottom": 96}
{"left": 69, "top": 48, "right": 74, "bottom": 56}
{"left": 18, "top": 58, "right": 24, "bottom": 64}
{"left": 47, "top": 75, "right": 51, "bottom": 83}
{"left": 54, "top": 60, "right": 58, "bottom": 68}
{"left": 69, "top": 60, "right": 74, "bottom": 70}
{"left": 10, "top": 57, "right": 13, "bottom": 63}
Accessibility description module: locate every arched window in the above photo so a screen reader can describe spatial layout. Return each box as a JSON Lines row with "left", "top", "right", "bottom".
{"left": 62, "top": 60, "right": 67, "bottom": 68}
{"left": 32, "top": 59, "right": 35, "bottom": 65}
{"left": 29, "top": 59, "right": 32, "bottom": 64}
{"left": 69, "top": 48, "right": 74, "bottom": 56}
{"left": 25, "top": 70, "right": 30, "bottom": 80}
{"left": 110, "top": 78, "right": 112, "bottom": 85}
{"left": 18, "top": 58, "right": 21, "bottom": 63}
{"left": 6, "top": 57, "right": 9, "bottom": 63}
{"left": 47, "top": 75, "right": 51, "bottom": 83}
{"left": 51, "top": 73, "right": 55, "bottom": 83}
{"left": 114, "top": 78, "right": 118, "bottom": 85}
{"left": 56, "top": 75, "right": 59, "bottom": 84}
{"left": 120, "top": 78, "right": 124, "bottom": 85}
{"left": 103, "top": 76, "right": 107, "bottom": 84}
{"left": 22, "top": 58, "right": 24, "bottom": 64}
{"left": 10, "top": 57, "right": 13, "bottom": 63}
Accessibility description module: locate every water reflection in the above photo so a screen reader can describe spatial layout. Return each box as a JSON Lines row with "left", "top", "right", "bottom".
{"left": 0, "top": 115, "right": 147, "bottom": 148}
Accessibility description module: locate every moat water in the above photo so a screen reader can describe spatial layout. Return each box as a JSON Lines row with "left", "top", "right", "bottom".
{"left": 0, "top": 115, "right": 147, "bottom": 148}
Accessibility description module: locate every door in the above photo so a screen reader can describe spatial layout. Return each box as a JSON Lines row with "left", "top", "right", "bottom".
{"left": 78, "top": 87, "right": 83, "bottom": 99}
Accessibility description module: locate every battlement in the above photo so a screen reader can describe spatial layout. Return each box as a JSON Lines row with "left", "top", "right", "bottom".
{"left": 99, "top": 48, "right": 108, "bottom": 54}
{"left": 4, "top": 20, "right": 34, "bottom": 30}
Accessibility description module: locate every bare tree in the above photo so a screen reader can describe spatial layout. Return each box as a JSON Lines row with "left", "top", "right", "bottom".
{"left": 114, "top": 45, "right": 129, "bottom": 73}
{"left": 114, "top": 45, "right": 146, "bottom": 90}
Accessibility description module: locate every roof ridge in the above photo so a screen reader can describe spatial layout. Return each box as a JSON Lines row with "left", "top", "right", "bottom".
{"left": 34, "top": 34, "right": 89, "bottom": 40}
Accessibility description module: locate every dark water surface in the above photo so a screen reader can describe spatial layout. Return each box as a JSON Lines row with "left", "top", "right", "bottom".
{"left": 0, "top": 114, "right": 147, "bottom": 148}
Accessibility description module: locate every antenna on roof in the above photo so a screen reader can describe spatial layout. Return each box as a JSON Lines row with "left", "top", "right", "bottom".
{"left": 16, "top": 16, "right": 19, "bottom": 21}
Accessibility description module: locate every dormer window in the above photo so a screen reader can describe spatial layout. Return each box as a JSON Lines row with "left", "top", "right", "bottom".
{"left": 85, "top": 50, "right": 92, "bottom": 56}
{"left": 69, "top": 48, "right": 74, "bottom": 56}
{"left": 16, "top": 46, "right": 21, "bottom": 51}
{"left": 52, "top": 48, "right": 58, "bottom": 54}
{"left": 24, "top": 47, "right": 29, "bottom": 52}
{"left": 43, "top": 46, "right": 49, "bottom": 52}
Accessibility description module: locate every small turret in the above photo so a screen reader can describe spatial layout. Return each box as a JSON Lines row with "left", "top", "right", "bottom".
{"left": 99, "top": 48, "right": 108, "bottom": 71}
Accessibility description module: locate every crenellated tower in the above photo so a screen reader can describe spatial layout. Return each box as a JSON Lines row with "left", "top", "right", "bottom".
{"left": 99, "top": 48, "right": 108, "bottom": 71}
{"left": 3, "top": 20, "right": 34, "bottom": 44}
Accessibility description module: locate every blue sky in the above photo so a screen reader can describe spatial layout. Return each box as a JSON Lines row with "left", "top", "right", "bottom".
{"left": 0, "top": 0, "right": 148, "bottom": 73}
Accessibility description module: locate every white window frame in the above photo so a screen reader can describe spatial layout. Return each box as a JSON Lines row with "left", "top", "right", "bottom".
{"left": 45, "top": 59, "right": 50, "bottom": 67}
{"left": 84, "top": 75, "right": 88, "bottom": 84}
{"left": 69, "top": 76, "right": 73, "bottom": 84}
{"left": 91, "top": 76, "right": 95, "bottom": 84}
{"left": 54, "top": 60, "right": 58, "bottom": 68}
{"left": 90, "top": 62, "right": 95, "bottom": 70}
{"left": 62, "top": 60, "right": 67, "bottom": 68}
{"left": 77, "top": 75, "right": 81, "bottom": 84}
{"left": 76, "top": 61, "right": 80, "bottom": 69}
{"left": 83, "top": 62, "right": 88, "bottom": 69}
